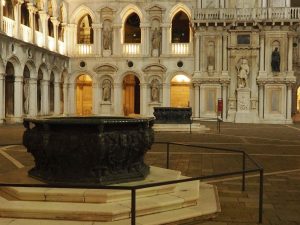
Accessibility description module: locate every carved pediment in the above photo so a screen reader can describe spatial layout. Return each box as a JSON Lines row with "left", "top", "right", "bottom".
{"left": 142, "top": 63, "right": 167, "bottom": 73}
{"left": 94, "top": 64, "right": 118, "bottom": 74}
{"left": 145, "top": 4, "right": 166, "bottom": 12}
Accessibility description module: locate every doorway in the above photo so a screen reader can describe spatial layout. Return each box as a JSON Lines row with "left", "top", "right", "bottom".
{"left": 76, "top": 74, "right": 92, "bottom": 115}
{"left": 170, "top": 74, "right": 191, "bottom": 107}
{"left": 123, "top": 74, "right": 140, "bottom": 115}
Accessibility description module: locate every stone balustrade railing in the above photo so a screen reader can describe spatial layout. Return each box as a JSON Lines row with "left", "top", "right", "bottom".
{"left": 194, "top": 7, "right": 300, "bottom": 21}
{"left": 21, "top": 24, "right": 32, "bottom": 43}
{"left": 3, "top": 16, "right": 14, "bottom": 37}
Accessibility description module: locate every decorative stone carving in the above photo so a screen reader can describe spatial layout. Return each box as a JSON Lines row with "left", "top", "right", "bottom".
{"left": 102, "top": 79, "right": 111, "bottom": 101}
{"left": 153, "top": 107, "right": 192, "bottom": 124}
{"left": 103, "top": 21, "right": 112, "bottom": 50}
{"left": 23, "top": 117, "right": 155, "bottom": 184}
{"left": 150, "top": 79, "right": 160, "bottom": 102}
{"left": 152, "top": 27, "right": 161, "bottom": 56}
{"left": 236, "top": 58, "right": 249, "bottom": 88}
{"left": 271, "top": 47, "right": 280, "bottom": 72}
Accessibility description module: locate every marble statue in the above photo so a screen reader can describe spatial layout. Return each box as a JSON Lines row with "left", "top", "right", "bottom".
{"left": 271, "top": 47, "right": 280, "bottom": 72}
{"left": 152, "top": 28, "right": 161, "bottom": 50}
{"left": 102, "top": 79, "right": 111, "bottom": 101}
{"left": 103, "top": 24, "right": 112, "bottom": 50}
{"left": 236, "top": 58, "right": 249, "bottom": 88}
{"left": 151, "top": 79, "right": 159, "bottom": 102}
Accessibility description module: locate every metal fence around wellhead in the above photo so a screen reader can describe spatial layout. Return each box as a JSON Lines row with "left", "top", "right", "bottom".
{"left": 0, "top": 142, "right": 264, "bottom": 225}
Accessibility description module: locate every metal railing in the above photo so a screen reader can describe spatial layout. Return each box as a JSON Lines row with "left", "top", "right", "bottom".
{"left": 0, "top": 142, "right": 264, "bottom": 225}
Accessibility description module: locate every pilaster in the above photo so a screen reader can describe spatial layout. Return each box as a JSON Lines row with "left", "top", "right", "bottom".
{"left": 63, "top": 83, "right": 68, "bottom": 115}
{"left": 51, "top": 17, "right": 60, "bottom": 52}
{"left": 161, "top": 23, "right": 171, "bottom": 56}
{"left": 288, "top": 34, "right": 293, "bottom": 72}
{"left": 194, "top": 34, "right": 200, "bottom": 72}
{"left": 27, "top": 3, "right": 36, "bottom": 43}
{"left": 0, "top": 73, "right": 4, "bottom": 123}
{"left": 29, "top": 78, "right": 37, "bottom": 117}
{"left": 140, "top": 83, "right": 148, "bottom": 115}
{"left": 113, "top": 83, "right": 122, "bottom": 115}
{"left": 162, "top": 83, "right": 170, "bottom": 107}
{"left": 92, "top": 81, "right": 99, "bottom": 115}
{"left": 258, "top": 83, "right": 264, "bottom": 119}
{"left": 54, "top": 81, "right": 60, "bottom": 115}
{"left": 39, "top": 11, "right": 49, "bottom": 48}
{"left": 41, "top": 80, "right": 49, "bottom": 115}
{"left": 92, "top": 23, "right": 101, "bottom": 56}
{"left": 194, "top": 83, "right": 200, "bottom": 118}
{"left": 14, "top": 76, "right": 23, "bottom": 120}
{"left": 222, "top": 33, "right": 228, "bottom": 71}
{"left": 112, "top": 24, "right": 122, "bottom": 56}
{"left": 14, "top": 0, "right": 23, "bottom": 39}
{"left": 68, "top": 81, "right": 76, "bottom": 115}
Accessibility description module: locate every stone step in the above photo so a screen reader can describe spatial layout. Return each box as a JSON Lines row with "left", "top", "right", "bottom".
{"left": 0, "top": 183, "right": 220, "bottom": 225}
{"left": 153, "top": 123, "right": 210, "bottom": 133}
{"left": 1, "top": 167, "right": 181, "bottom": 203}
{"left": 0, "top": 179, "right": 200, "bottom": 222}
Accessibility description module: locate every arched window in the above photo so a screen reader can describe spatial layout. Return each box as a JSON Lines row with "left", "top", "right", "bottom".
{"left": 171, "top": 11, "right": 190, "bottom": 43}
{"left": 77, "top": 14, "right": 93, "bottom": 44}
{"left": 21, "top": 3, "right": 30, "bottom": 26}
{"left": 5, "top": 62, "right": 15, "bottom": 116}
{"left": 124, "top": 13, "right": 141, "bottom": 43}
{"left": 3, "top": 0, "right": 14, "bottom": 19}
{"left": 58, "top": 23, "right": 64, "bottom": 41}
{"left": 35, "top": 13, "right": 42, "bottom": 32}
{"left": 48, "top": 18, "right": 54, "bottom": 37}
{"left": 23, "top": 65, "right": 30, "bottom": 115}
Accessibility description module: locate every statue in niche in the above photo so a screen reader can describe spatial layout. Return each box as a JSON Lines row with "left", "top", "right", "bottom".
{"left": 152, "top": 28, "right": 161, "bottom": 50}
{"left": 103, "top": 23, "right": 112, "bottom": 50}
{"left": 236, "top": 58, "right": 249, "bottom": 89}
{"left": 151, "top": 79, "right": 160, "bottom": 102}
{"left": 23, "top": 78, "right": 30, "bottom": 114}
{"left": 271, "top": 47, "right": 280, "bottom": 72}
{"left": 102, "top": 79, "right": 111, "bottom": 101}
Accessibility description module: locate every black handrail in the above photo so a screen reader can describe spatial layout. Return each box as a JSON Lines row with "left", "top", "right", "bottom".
{"left": 0, "top": 142, "right": 264, "bottom": 225}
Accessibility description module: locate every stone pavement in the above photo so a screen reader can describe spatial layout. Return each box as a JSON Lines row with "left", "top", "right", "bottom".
{"left": 0, "top": 122, "right": 300, "bottom": 225}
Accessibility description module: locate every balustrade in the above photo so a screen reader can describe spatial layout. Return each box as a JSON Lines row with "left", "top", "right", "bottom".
{"left": 58, "top": 40, "right": 65, "bottom": 55}
{"left": 3, "top": 16, "right": 14, "bottom": 37}
{"left": 35, "top": 31, "right": 43, "bottom": 47}
{"left": 172, "top": 43, "right": 190, "bottom": 55}
{"left": 195, "top": 7, "right": 300, "bottom": 21}
{"left": 123, "top": 43, "right": 141, "bottom": 55}
{"left": 48, "top": 36, "right": 55, "bottom": 51}
{"left": 20, "top": 24, "right": 32, "bottom": 43}
{"left": 76, "top": 44, "right": 93, "bottom": 55}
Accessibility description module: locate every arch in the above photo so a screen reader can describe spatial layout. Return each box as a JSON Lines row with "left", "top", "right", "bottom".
{"left": 38, "top": 63, "right": 49, "bottom": 80}
{"left": 77, "top": 14, "right": 93, "bottom": 44}
{"left": 5, "top": 61, "right": 15, "bottom": 116}
{"left": 3, "top": 0, "right": 14, "bottom": 19}
{"left": 166, "top": 3, "right": 192, "bottom": 23}
{"left": 70, "top": 70, "right": 96, "bottom": 83}
{"left": 122, "top": 73, "right": 141, "bottom": 115}
{"left": 48, "top": 18, "right": 54, "bottom": 37}
{"left": 119, "top": 4, "right": 144, "bottom": 24}
{"left": 24, "top": 60, "right": 37, "bottom": 78}
{"left": 7, "top": 56, "right": 22, "bottom": 76}
{"left": 117, "top": 70, "right": 144, "bottom": 84}
{"left": 170, "top": 73, "right": 191, "bottom": 108}
{"left": 70, "top": 5, "right": 97, "bottom": 24}
{"left": 0, "top": 58, "right": 5, "bottom": 74}
{"left": 165, "top": 70, "right": 192, "bottom": 83}
{"left": 21, "top": 2, "right": 30, "bottom": 26}
{"left": 124, "top": 12, "right": 141, "bottom": 43}
{"left": 171, "top": 11, "right": 190, "bottom": 43}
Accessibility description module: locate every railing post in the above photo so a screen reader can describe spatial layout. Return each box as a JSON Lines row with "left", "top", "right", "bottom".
{"left": 259, "top": 169, "right": 264, "bottom": 223}
{"left": 166, "top": 143, "right": 170, "bottom": 169}
{"left": 242, "top": 152, "right": 246, "bottom": 191}
{"left": 131, "top": 188, "right": 136, "bottom": 225}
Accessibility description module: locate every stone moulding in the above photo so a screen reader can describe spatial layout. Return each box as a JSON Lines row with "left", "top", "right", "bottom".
{"left": 23, "top": 116, "right": 155, "bottom": 185}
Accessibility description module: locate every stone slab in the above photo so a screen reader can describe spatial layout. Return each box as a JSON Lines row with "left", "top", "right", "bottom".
{"left": 153, "top": 123, "right": 210, "bottom": 133}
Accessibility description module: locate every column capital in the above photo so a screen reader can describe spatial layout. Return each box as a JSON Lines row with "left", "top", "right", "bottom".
{"left": 112, "top": 24, "right": 122, "bottom": 29}
{"left": 140, "top": 23, "right": 151, "bottom": 28}
{"left": 50, "top": 17, "right": 60, "bottom": 26}
{"left": 161, "top": 23, "right": 171, "bottom": 28}
{"left": 14, "top": 76, "right": 23, "bottom": 82}
{"left": 92, "top": 23, "right": 102, "bottom": 29}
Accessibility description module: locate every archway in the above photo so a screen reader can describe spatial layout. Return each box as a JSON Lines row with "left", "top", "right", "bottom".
{"left": 37, "top": 69, "right": 43, "bottom": 114}
{"left": 123, "top": 74, "right": 140, "bottom": 115}
{"left": 76, "top": 74, "right": 92, "bottom": 115}
{"left": 5, "top": 62, "right": 14, "bottom": 117}
{"left": 23, "top": 65, "right": 30, "bottom": 115}
{"left": 170, "top": 74, "right": 191, "bottom": 107}
{"left": 49, "top": 72, "right": 55, "bottom": 114}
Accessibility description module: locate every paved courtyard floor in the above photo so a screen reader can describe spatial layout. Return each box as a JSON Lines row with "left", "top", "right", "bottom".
{"left": 0, "top": 122, "right": 300, "bottom": 225}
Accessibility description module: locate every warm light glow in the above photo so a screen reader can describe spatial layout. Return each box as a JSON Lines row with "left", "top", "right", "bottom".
{"left": 172, "top": 43, "right": 190, "bottom": 55}
{"left": 48, "top": 36, "right": 55, "bottom": 51}
{"left": 3, "top": 17, "right": 14, "bottom": 37}
{"left": 2, "top": 0, "right": 6, "bottom": 7}
{"left": 35, "top": 31, "right": 44, "bottom": 47}
{"left": 78, "top": 44, "right": 92, "bottom": 55}
{"left": 297, "top": 87, "right": 300, "bottom": 112}
{"left": 172, "top": 75, "right": 191, "bottom": 83}
{"left": 58, "top": 41, "right": 65, "bottom": 54}
{"left": 123, "top": 44, "right": 140, "bottom": 55}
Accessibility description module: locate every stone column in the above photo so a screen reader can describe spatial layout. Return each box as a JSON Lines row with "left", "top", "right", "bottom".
{"left": 222, "top": 83, "right": 228, "bottom": 120}
{"left": 258, "top": 84, "right": 264, "bottom": 119}
{"left": 41, "top": 80, "right": 49, "bottom": 115}
{"left": 194, "top": 84, "right": 200, "bottom": 118}
{"left": 222, "top": 34, "right": 228, "bottom": 71}
{"left": 259, "top": 34, "right": 265, "bottom": 72}
{"left": 51, "top": 17, "right": 60, "bottom": 52}
{"left": 216, "top": 35, "right": 222, "bottom": 72}
{"left": 195, "top": 34, "right": 200, "bottom": 72}
{"left": 14, "top": 76, "right": 23, "bottom": 120}
{"left": 14, "top": 0, "right": 22, "bottom": 39}
{"left": 113, "top": 83, "right": 122, "bottom": 115}
{"left": 39, "top": 11, "right": 49, "bottom": 48}
{"left": 161, "top": 23, "right": 171, "bottom": 56}
{"left": 112, "top": 24, "right": 122, "bottom": 56}
{"left": 288, "top": 34, "right": 293, "bottom": 72}
{"left": 262, "top": 0, "right": 267, "bottom": 7}
{"left": 92, "top": 23, "right": 101, "bottom": 56}
{"left": 0, "top": 0, "right": 3, "bottom": 32}
{"left": 63, "top": 83, "right": 68, "bottom": 115}
{"left": 0, "top": 73, "right": 4, "bottom": 123}
{"left": 92, "top": 81, "right": 99, "bottom": 115}
{"left": 27, "top": 3, "right": 36, "bottom": 43}
{"left": 68, "top": 82, "right": 76, "bottom": 115}
{"left": 287, "top": 84, "right": 292, "bottom": 119}
{"left": 28, "top": 78, "right": 37, "bottom": 117}
{"left": 140, "top": 23, "right": 150, "bottom": 56}
{"left": 162, "top": 83, "right": 170, "bottom": 107}
{"left": 140, "top": 83, "right": 148, "bottom": 115}
{"left": 54, "top": 81, "right": 60, "bottom": 115}
{"left": 199, "top": 34, "right": 205, "bottom": 72}
{"left": 67, "top": 24, "right": 76, "bottom": 55}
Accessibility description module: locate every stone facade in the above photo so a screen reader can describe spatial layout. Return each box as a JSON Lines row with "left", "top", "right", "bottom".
{"left": 0, "top": 0, "right": 300, "bottom": 124}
